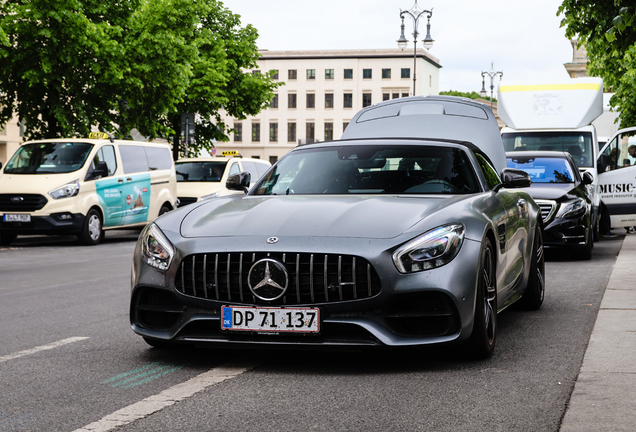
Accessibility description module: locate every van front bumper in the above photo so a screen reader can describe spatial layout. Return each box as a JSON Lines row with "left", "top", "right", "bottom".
{"left": 0, "top": 213, "right": 86, "bottom": 235}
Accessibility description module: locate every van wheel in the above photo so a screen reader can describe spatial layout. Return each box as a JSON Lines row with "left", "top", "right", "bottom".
{"left": 79, "top": 209, "right": 104, "bottom": 245}
{"left": 159, "top": 204, "right": 171, "bottom": 217}
{"left": 0, "top": 233, "right": 17, "bottom": 246}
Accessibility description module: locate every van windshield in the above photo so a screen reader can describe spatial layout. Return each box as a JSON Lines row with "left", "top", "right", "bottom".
{"left": 175, "top": 161, "right": 227, "bottom": 182}
{"left": 4, "top": 142, "right": 94, "bottom": 174}
{"left": 501, "top": 131, "right": 594, "bottom": 168}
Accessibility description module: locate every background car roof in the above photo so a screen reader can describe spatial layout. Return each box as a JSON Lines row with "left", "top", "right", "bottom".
{"left": 341, "top": 96, "right": 507, "bottom": 174}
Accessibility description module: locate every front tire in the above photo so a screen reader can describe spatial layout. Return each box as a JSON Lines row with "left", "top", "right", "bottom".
{"left": 78, "top": 209, "right": 104, "bottom": 245}
{"left": 466, "top": 237, "right": 497, "bottom": 359}
{"left": 0, "top": 233, "right": 17, "bottom": 246}
{"left": 517, "top": 226, "right": 545, "bottom": 310}
{"left": 573, "top": 228, "right": 592, "bottom": 260}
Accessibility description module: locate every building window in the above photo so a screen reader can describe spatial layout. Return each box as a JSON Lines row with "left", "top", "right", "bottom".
{"left": 382, "top": 68, "right": 391, "bottom": 79}
{"left": 324, "top": 122, "right": 333, "bottom": 141}
{"left": 306, "top": 93, "right": 315, "bottom": 108}
{"left": 344, "top": 69, "right": 353, "bottom": 79}
{"left": 269, "top": 156, "right": 278, "bottom": 165}
{"left": 306, "top": 122, "right": 315, "bottom": 141}
{"left": 252, "top": 123, "right": 260, "bottom": 142}
{"left": 234, "top": 122, "right": 242, "bottom": 142}
{"left": 271, "top": 69, "right": 279, "bottom": 80}
{"left": 252, "top": 70, "right": 261, "bottom": 75}
{"left": 362, "top": 93, "right": 372, "bottom": 107}
{"left": 343, "top": 93, "right": 353, "bottom": 108}
{"left": 392, "top": 92, "right": 400, "bottom": 99}
{"left": 270, "top": 94, "right": 278, "bottom": 108}
{"left": 363, "top": 69, "right": 372, "bottom": 79}
{"left": 288, "top": 69, "right": 297, "bottom": 80}
{"left": 288, "top": 93, "right": 297, "bottom": 108}
{"left": 401, "top": 68, "right": 410, "bottom": 79}
{"left": 325, "top": 93, "right": 334, "bottom": 108}
{"left": 383, "top": 93, "right": 390, "bottom": 101}
{"left": 343, "top": 122, "right": 349, "bottom": 131}
{"left": 402, "top": 92, "right": 409, "bottom": 98}
{"left": 269, "top": 122, "right": 278, "bottom": 142}
{"left": 307, "top": 69, "right": 316, "bottom": 79}
{"left": 288, "top": 122, "right": 296, "bottom": 142}
{"left": 252, "top": 155, "right": 260, "bottom": 159}
{"left": 325, "top": 69, "right": 334, "bottom": 79}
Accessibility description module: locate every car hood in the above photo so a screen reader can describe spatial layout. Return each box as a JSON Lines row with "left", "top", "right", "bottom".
{"left": 179, "top": 195, "right": 458, "bottom": 239}
{"left": 519, "top": 183, "right": 577, "bottom": 200}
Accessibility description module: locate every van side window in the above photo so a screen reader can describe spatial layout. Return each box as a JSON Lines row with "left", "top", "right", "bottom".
{"left": 145, "top": 146, "right": 172, "bottom": 170}
{"left": 229, "top": 163, "right": 240, "bottom": 176}
{"left": 119, "top": 145, "right": 150, "bottom": 174}
{"left": 93, "top": 145, "right": 117, "bottom": 177}
{"left": 240, "top": 161, "right": 260, "bottom": 185}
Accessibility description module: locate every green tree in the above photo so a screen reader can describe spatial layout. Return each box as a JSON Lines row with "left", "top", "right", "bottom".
{"left": 0, "top": 0, "right": 279, "bottom": 158}
{"left": 440, "top": 90, "right": 496, "bottom": 103}
{"left": 559, "top": 1, "right": 636, "bottom": 127}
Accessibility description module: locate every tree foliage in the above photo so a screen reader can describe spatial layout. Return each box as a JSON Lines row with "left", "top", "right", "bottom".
{"left": 439, "top": 90, "right": 495, "bottom": 103}
{"left": 0, "top": 0, "right": 279, "bottom": 157}
{"left": 559, "top": 1, "right": 636, "bottom": 127}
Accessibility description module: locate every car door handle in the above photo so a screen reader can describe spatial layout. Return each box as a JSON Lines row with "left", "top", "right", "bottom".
{"left": 126, "top": 177, "right": 133, "bottom": 182}
{"left": 118, "top": 178, "right": 124, "bottom": 184}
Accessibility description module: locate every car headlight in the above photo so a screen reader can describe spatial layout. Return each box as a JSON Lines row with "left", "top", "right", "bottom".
{"left": 392, "top": 223, "right": 465, "bottom": 273}
{"left": 200, "top": 192, "right": 219, "bottom": 200}
{"left": 48, "top": 180, "right": 80, "bottom": 199}
{"left": 141, "top": 223, "right": 175, "bottom": 271}
{"left": 556, "top": 198, "right": 586, "bottom": 219}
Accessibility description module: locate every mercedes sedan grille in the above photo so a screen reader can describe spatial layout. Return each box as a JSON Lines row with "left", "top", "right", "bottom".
{"left": 534, "top": 199, "right": 557, "bottom": 223}
{"left": 175, "top": 252, "right": 382, "bottom": 305}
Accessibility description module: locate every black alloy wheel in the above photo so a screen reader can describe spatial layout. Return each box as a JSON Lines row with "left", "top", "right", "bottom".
{"left": 517, "top": 225, "right": 545, "bottom": 310}
{"left": 466, "top": 237, "right": 497, "bottom": 359}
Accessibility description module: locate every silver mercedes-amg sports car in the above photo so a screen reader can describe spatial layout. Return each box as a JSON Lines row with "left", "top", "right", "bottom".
{"left": 130, "top": 96, "right": 544, "bottom": 358}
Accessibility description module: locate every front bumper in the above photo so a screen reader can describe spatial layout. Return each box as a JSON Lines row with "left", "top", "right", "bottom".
{"left": 542, "top": 217, "right": 588, "bottom": 249}
{"left": 0, "top": 213, "right": 85, "bottom": 236}
{"left": 130, "top": 235, "right": 483, "bottom": 349}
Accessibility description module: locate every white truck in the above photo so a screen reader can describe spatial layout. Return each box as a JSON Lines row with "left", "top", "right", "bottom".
{"left": 498, "top": 77, "right": 636, "bottom": 238}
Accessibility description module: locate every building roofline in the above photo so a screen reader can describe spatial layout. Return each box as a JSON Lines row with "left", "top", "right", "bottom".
{"left": 257, "top": 48, "right": 442, "bottom": 69}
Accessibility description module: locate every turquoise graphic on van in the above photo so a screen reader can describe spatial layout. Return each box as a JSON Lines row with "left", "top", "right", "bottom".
{"left": 96, "top": 174, "right": 151, "bottom": 227}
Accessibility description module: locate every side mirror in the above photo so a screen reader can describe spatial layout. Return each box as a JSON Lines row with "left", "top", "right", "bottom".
{"left": 582, "top": 171, "right": 594, "bottom": 185}
{"left": 226, "top": 172, "right": 251, "bottom": 193}
{"left": 500, "top": 168, "right": 532, "bottom": 188}
{"left": 86, "top": 161, "right": 109, "bottom": 181}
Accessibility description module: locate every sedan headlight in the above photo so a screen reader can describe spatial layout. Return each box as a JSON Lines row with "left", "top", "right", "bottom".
{"left": 392, "top": 223, "right": 465, "bottom": 273}
{"left": 141, "top": 223, "right": 175, "bottom": 271}
{"left": 556, "top": 198, "right": 586, "bottom": 219}
{"left": 49, "top": 180, "right": 80, "bottom": 199}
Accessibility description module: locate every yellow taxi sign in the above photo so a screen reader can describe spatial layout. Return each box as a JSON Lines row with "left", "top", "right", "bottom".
{"left": 222, "top": 150, "right": 239, "bottom": 156}
{"left": 88, "top": 132, "right": 110, "bottom": 139}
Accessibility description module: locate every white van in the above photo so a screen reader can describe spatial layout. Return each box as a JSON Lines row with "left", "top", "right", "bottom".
{"left": 0, "top": 133, "right": 177, "bottom": 245}
{"left": 175, "top": 154, "right": 271, "bottom": 206}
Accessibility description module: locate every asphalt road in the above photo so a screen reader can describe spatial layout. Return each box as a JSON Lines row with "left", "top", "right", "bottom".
{"left": 0, "top": 231, "right": 624, "bottom": 432}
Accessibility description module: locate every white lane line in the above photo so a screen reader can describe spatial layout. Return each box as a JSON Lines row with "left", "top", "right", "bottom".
{"left": 0, "top": 337, "right": 89, "bottom": 363}
{"left": 73, "top": 358, "right": 257, "bottom": 432}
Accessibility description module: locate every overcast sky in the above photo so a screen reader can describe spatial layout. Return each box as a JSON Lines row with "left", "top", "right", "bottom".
{"left": 223, "top": 0, "right": 573, "bottom": 94}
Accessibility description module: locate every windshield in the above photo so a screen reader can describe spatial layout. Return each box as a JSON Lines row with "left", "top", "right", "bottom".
{"left": 507, "top": 156, "right": 576, "bottom": 183}
{"left": 251, "top": 145, "right": 480, "bottom": 195}
{"left": 4, "top": 142, "right": 93, "bottom": 174}
{"left": 175, "top": 161, "right": 227, "bottom": 182}
{"left": 501, "top": 132, "right": 594, "bottom": 168}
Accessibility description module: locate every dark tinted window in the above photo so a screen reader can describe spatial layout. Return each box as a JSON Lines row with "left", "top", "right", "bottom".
{"left": 502, "top": 131, "right": 593, "bottom": 168}
{"left": 145, "top": 146, "right": 172, "bottom": 170}
{"left": 4, "top": 142, "right": 93, "bottom": 174}
{"left": 252, "top": 145, "right": 478, "bottom": 195}
{"left": 475, "top": 153, "right": 501, "bottom": 190}
{"left": 175, "top": 161, "right": 227, "bottom": 182}
{"left": 119, "top": 145, "right": 149, "bottom": 174}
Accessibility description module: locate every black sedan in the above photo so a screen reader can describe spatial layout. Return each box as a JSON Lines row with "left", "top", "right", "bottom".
{"left": 506, "top": 151, "right": 594, "bottom": 259}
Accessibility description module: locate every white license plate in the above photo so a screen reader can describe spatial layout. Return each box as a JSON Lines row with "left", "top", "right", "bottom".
{"left": 3, "top": 214, "right": 31, "bottom": 222}
{"left": 221, "top": 306, "right": 320, "bottom": 333}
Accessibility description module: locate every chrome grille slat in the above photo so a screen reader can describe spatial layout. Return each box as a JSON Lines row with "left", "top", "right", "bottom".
{"left": 535, "top": 199, "right": 557, "bottom": 223}
{"left": 175, "top": 252, "right": 381, "bottom": 305}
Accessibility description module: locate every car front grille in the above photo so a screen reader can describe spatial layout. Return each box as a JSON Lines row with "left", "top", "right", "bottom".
{"left": 534, "top": 199, "right": 557, "bottom": 223}
{"left": 0, "top": 194, "right": 48, "bottom": 212}
{"left": 175, "top": 252, "right": 382, "bottom": 305}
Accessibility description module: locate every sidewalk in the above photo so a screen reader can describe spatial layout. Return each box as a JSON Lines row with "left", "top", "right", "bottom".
{"left": 560, "top": 234, "right": 636, "bottom": 431}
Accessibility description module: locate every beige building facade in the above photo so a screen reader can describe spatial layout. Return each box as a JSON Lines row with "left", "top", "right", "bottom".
{"left": 218, "top": 48, "right": 442, "bottom": 163}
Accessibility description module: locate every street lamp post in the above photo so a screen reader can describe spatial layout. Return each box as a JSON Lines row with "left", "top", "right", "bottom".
{"left": 397, "top": 1, "right": 434, "bottom": 96}
{"left": 480, "top": 62, "right": 503, "bottom": 109}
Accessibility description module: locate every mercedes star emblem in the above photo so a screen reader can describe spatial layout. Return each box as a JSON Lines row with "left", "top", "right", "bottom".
{"left": 248, "top": 258, "right": 289, "bottom": 301}
{"left": 266, "top": 237, "right": 279, "bottom": 244}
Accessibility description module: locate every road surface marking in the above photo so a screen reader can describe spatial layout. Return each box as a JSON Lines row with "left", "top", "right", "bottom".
{"left": 0, "top": 337, "right": 89, "bottom": 363}
{"left": 103, "top": 362, "right": 186, "bottom": 388}
{"left": 73, "top": 358, "right": 257, "bottom": 432}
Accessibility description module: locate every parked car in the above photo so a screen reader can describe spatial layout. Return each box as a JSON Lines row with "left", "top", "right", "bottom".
{"left": 507, "top": 150, "right": 594, "bottom": 259}
{"left": 175, "top": 155, "right": 271, "bottom": 206}
{"left": 130, "top": 96, "right": 544, "bottom": 359}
